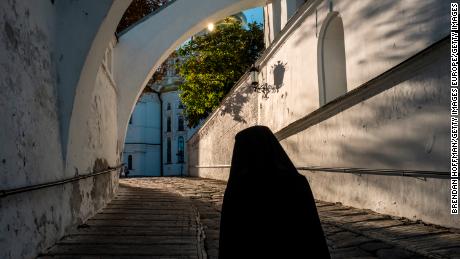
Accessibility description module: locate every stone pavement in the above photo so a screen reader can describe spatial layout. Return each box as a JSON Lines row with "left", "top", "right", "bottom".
{"left": 40, "top": 177, "right": 460, "bottom": 259}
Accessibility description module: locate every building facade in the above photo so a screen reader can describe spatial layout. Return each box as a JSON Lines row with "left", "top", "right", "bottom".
{"left": 123, "top": 55, "right": 191, "bottom": 176}
{"left": 162, "top": 90, "right": 188, "bottom": 176}
{"left": 123, "top": 93, "right": 162, "bottom": 176}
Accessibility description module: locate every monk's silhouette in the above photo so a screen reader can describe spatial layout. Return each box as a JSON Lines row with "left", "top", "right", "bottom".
{"left": 218, "top": 126, "right": 330, "bottom": 259}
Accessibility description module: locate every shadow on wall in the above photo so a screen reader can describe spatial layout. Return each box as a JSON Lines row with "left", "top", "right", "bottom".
{"left": 219, "top": 60, "right": 287, "bottom": 122}
{"left": 344, "top": 0, "right": 447, "bottom": 63}
{"left": 293, "top": 0, "right": 447, "bottom": 65}
{"left": 282, "top": 40, "right": 451, "bottom": 226}
{"left": 272, "top": 60, "right": 287, "bottom": 90}
{"left": 336, "top": 40, "right": 449, "bottom": 171}
{"left": 219, "top": 82, "right": 252, "bottom": 123}
{"left": 284, "top": 38, "right": 449, "bottom": 172}
{"left": 335, "top": 81, "right": 448, "bottom": 170}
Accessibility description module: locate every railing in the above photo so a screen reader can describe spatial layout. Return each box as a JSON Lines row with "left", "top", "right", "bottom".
{"left": 296, "top": 166, "right": 449, "bottom": 179}
{"left": 193, "top": 165, "right": 449, "bottom": 179}
{"left": 0, "top": 165, "right": 123, "bottom": 198}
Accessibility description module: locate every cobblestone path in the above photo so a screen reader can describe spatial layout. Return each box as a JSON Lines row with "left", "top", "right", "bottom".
{"left": 41, "top": 177, "right": 460, "bottom": 259}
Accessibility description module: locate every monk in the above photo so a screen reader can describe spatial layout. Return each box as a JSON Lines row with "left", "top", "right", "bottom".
{"left": 218, "top": 126, "right": 331, "bottom": 259}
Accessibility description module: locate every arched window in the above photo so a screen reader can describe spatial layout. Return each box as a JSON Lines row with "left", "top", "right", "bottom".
{"left": 177, "top": 136, "right": 184, "bottom": 163}
{"left": 167, "top": 102, "right": 171, "bottom": 110}
{"left": 178, "top": 116, "right": 184, "bottom": 131}
{"left": 166, "top": 138, "right": 172, "bottom": 163}
{"left": 317, "top": 12, "right": 347, "bottom": 106}
{"left": 128, "top": 155, "right": 133, "bottom": 170}
{"left": 167, "top": 116, "right": 171, "bottom": 132}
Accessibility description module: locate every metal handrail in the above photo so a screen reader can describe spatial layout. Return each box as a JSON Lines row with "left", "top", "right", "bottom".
{"left": 0, "top": 165, "right": 124, "bottom": 198}
{"left": 193, "top": 165, "right": 449, "bottom": 179}
{"left": 296, "top": 166, "right": 450, "bottom": 179}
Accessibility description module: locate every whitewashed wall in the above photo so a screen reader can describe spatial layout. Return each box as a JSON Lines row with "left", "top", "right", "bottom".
{"left": 0, "top": 1, "right": 121, "bottom": 258}
{"left": 188, "top": 0, "right": 456, "bottom": 228}
{"left": 188, "top": 76, "right": 259, "bottom": 180}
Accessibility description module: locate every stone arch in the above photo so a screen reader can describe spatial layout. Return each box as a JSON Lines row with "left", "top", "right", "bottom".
{"left": 65, "top": 0, "right": 265, "bottom": 165}
{"left": 114, "top": 0, "right": 265, "bottom": 147}
{"left": 317, "top": 11, "right": 347, "bottom": 106}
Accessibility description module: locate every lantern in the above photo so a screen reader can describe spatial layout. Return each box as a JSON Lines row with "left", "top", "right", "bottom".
{"left": 249, "top": 65, "right": 259, "bottom": 86}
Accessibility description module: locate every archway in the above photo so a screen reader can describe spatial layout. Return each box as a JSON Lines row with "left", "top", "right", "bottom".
{"left": 113, "top": 0, "right": 265, "bottom": 150}
{"left": 65, "top": 0, "right": 266, "bottom": 166}
{"left": 317, "top": 11, "right": 347, "bottom": 106}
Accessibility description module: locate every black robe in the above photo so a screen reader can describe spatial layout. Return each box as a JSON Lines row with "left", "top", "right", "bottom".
{"left": 218, "top": 126, "right": 331, "bottom": 259}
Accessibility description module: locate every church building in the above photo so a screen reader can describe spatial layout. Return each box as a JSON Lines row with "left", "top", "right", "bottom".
{"left": 123, "top": 55, "right": 191, "bottom": 176}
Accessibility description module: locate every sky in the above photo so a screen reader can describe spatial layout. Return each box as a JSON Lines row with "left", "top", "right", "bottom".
{"left": 179, "top": 7, "right": 264, "bottom": 47}
{"left": 243, "top": 7, "right": 264, "bottom": 25}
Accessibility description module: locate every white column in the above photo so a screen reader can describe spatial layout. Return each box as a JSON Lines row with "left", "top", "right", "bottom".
{"left": 264, "top": 4, "right": 274, "bottom": 45}
{"left": 280, "top": 0, "right": 289, "bottom": 29}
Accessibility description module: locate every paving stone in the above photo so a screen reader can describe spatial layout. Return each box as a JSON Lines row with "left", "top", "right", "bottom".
{"left": 428, "top": 247, "right": 460, "bottom": 259}
{"left": 330, "top": 247, "right": 375, "bottom": 258}
{"left": 332, "top": 236, "right": 374, "bottom": 249}
{"left": 376, "top": 248, "right": 415, "bottom": 259}
{"left": 359, "top": 241, "right": 393, "bottom": 253}
{"left": 322, "top": 224, "right": 344, "bottom": 234}
{"left": 40, "top": 177, "right": 460, "bottom": 259}
{"left": 346, "top": 219, "right": 407, "bottom": 232}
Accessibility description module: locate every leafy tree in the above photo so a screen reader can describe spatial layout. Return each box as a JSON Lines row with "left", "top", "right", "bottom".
{"left": 117, "top": 0, "right": 170, "bottom": 33}
{"left": 177, "top": 19, "right": 264, "bottom": 127}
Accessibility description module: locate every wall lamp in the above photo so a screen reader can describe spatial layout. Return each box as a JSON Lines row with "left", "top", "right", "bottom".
{"left": 249, "top": 65, "right": 277, "bottom": 99}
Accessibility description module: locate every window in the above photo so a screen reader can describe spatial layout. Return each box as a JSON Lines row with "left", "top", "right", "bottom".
{"left": 166, "top": 138, "right": 172, "bottom": 163}
{"left": 178, "top": 101, "right": 184, "bottom": 109}
{"left": 178, "top": 116, "right": 184, "bottom": 131}
{"left": 167, "top": 102, "right": 171, "bottom": 110}
{"left": 167, "top": 116, "right": 171, "bottom": 132}
{"left": 286, "top": 0, "right": 306, "bottom": 21}
{"left": 272, "top": 0, "right": 282, "bottom": 35}
{"left": 107, "top": 48, "right": 112, "bottom": 74}
{"left": 317, "top": 12, "right": 347, "bottom": 106}
{"left": 128, "top": 155, "right": 133, "bottom": 170}
{"left": 129, "top": 115, "right": 133, "bottom": 124}
{"left": 177, "top": 136, "right": 184, "bottom": 163}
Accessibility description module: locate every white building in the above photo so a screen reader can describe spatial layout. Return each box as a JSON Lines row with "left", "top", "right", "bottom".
{"left": 123, "top": 93, "right": 162, "bottom": 176}
{"left": 161, "top": 89, "right": 188, "bottom": 176}
{"left": 123, "top": 55, "right": 191, "bottom": 176}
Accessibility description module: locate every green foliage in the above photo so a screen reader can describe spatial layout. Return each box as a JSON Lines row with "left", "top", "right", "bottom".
{"left": 117, "top": 0, "right": 170, "bottom": 33}
{"left": 177, "top": 19, "right": 264, "bottom": 127}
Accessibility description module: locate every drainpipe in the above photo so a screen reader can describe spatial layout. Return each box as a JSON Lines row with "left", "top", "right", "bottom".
{"left": 152, "top": 89, "right": 164, "bottom": 177}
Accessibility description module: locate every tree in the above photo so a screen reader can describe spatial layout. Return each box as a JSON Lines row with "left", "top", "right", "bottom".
{"left": 177, "top": 19, "right": 264, "bottom": 127}
{"left": 116, "top": 0, "right": 170, "bottom": 33}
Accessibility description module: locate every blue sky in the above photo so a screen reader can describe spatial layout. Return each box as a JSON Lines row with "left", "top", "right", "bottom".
{"left": 243, "top": 7, "right": 264, "bottom": 25}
